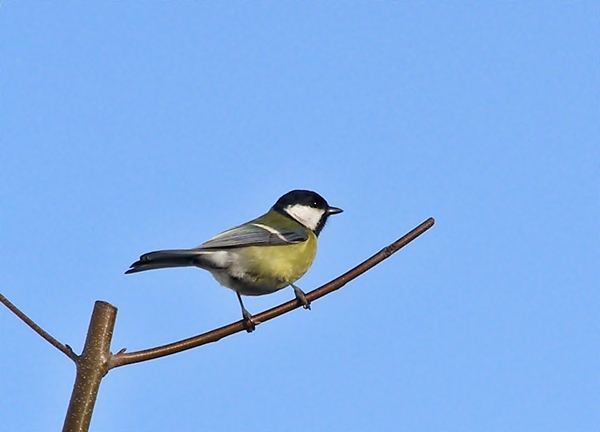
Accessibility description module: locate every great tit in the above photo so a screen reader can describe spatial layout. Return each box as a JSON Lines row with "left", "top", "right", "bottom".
{"left": 126, "top": 190, "right": 342, "bottom": 331}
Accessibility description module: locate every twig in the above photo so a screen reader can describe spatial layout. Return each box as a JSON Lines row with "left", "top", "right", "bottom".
{"left": 0, "top": 293, "right": 78, "bottom": 362}
{"left": 108, "top": 217, "right": 435, "bottom": 369}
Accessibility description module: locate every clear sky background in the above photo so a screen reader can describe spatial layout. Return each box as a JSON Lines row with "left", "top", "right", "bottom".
{"left": 1, "top": 3, "right": 598, "bottom": 431}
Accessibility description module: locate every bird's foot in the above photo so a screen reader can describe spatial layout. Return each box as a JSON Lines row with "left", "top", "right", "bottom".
{"left": 241, "top": 308, "right": 258, "bottom": 333}
{"left": 292, "top": 284, "right": 311, "bottom": 310}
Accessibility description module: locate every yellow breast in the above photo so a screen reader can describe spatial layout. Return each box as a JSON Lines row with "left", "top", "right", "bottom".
{"left": 238, "top": 232, "right": 317, "bottom": 293}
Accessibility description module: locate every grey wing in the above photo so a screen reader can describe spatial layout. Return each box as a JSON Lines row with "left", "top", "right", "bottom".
{"left": 197, "top": 223, "right": 308, "bottom": 249}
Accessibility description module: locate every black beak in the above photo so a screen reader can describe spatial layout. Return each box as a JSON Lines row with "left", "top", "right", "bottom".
{"left": 326, "top": 206, "right": 343, "bottom": 215}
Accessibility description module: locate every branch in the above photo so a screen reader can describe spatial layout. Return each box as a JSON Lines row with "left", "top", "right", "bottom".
{"left": 62, "top": 301, "right": 117, "bottom": 432}
{"left": 109, "top": 217, "right": 435, "bottom": 369}
{"left": 0, "top": 293, "right": 78, "bottom": 362}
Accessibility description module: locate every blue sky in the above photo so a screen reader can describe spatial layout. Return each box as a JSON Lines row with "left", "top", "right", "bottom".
{"left": 1, "top": 3, "right": 598, "bottom": 431}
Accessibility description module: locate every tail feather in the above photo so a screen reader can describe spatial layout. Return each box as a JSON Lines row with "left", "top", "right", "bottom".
{"left": 125, "top": 249, "right": 202, "bottom": 274}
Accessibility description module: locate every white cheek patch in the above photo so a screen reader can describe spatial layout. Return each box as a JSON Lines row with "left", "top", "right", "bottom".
{"left": 284, "top": 204, "right": 325, "bottom": 231}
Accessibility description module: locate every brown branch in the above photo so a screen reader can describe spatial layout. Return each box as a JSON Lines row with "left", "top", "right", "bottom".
{"left": 0, "top": 293, "right": 78, "bottom": 362}
{"left": 108, "top": 217, "right": 435, "bottom": 369}
{"left": 62, "top": 301, "right": 117, "bottom": 432}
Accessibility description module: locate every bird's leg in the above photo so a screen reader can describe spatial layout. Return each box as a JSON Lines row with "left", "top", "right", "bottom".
{"left": 291, "top": 284, "right": 311, "bottom": 310}
{"left": 236, "top": 292, "right": 257, "bottom": 333}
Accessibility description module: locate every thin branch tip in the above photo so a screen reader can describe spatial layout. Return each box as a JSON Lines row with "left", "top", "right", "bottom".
{"left": 0, "top": 292, "right": 77, "bottom": 362}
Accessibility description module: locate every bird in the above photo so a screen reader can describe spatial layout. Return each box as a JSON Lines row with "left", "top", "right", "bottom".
{"left": 126, "top": 189, "right": 343, "bottom": 332}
